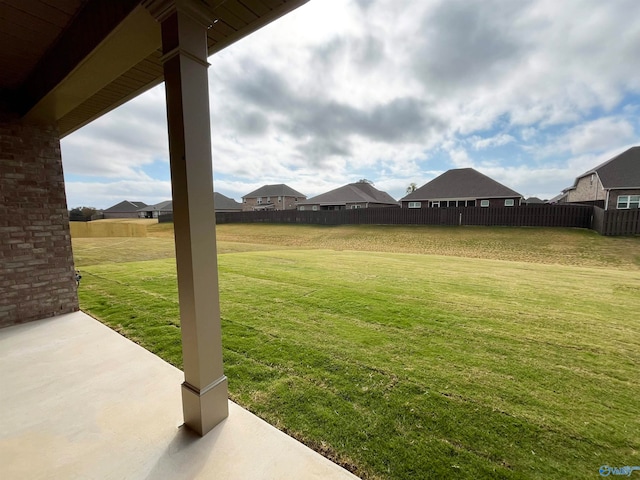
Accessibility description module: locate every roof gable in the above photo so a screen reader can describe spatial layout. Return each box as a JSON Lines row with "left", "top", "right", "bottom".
{"left": 577, "top": 146, "right": 640, "bottom": 189}
{"left": 301, "top": 182, "right": 398, "bottom": 205}
{"left": 401, "top": 168, "right": 522, "bottom": 201}
{"left": 243, "top": 184, "right": 306, "bottom": 199}
{"left": 104, "top": 200, "right": 147, "bottom": 213}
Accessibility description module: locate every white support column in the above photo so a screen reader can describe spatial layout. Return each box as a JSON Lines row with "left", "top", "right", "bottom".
{"left": 145, "top": 0, "right": 228, "bottom": 436}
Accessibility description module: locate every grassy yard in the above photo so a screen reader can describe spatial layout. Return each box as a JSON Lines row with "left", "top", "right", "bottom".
{"left": 73, "top": 225, "right": 640, "bottom": 479}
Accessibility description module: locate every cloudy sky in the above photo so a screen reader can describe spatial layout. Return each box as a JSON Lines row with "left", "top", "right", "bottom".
{"left": 61, "top": 0, "right": 640, "bottom": 209}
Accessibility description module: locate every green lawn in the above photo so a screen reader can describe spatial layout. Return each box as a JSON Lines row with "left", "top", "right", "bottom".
{"left": 73, "top": 225, "right": 640, "bottom": 479}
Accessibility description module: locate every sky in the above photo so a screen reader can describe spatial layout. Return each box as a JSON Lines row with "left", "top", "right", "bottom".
{"left": 60, "top": 0, "right": 640, "bottom": 209}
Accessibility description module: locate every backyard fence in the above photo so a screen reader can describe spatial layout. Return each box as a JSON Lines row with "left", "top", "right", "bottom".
{"left": 215, "top": 205, "right": 595, "bottom": 229}
{"left": 158, "top": 213, "right": 173, "bottom": 223}
{"left": 141, "top": 205, "right": 640, "bottom": 235}
{"left": 592, "top": 207, "right": 640, "bottom": 236}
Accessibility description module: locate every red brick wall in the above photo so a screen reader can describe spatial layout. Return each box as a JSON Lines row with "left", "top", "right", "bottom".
{"left": 0, "top": 119, "right": 79, "bottom": 328}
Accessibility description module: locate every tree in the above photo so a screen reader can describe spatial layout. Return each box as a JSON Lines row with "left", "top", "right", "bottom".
{"left": 406, "top": 183, "right": 417, "bottom": 194}
{"left": 357, "top": 179, "right": 374, "bottom": 185}
{"left": 80, "top": 206, "right": 97, "bottom": 218}
{"left": 69, "top": 206, "right": 97, "bottom": 221}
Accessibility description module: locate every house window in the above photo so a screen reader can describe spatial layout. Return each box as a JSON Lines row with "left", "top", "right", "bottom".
{"left": 467, "top": 200, "right": 476, "bottom": 207}
{"left": 278, "top": 196, "right": 282, "bottom": 202}
{"left": 408, "top": 202, "right": 421, "bottom": 208}
{"left": 257, "top": 197, "right": 262, "bottom": 204}
{"left": 504, "top": 199, "right": 514, "bottom": 207}
{"left": 243, "top": 198, "right": 246, "bottom": 203}
{"left": 352, "top": 204, "right": 362, "bottom": 209}
{"left": 266, "top": 196, "right": 271, "bottom": 202}
{"left": 299, "top": 206, "right": 305, "bottom": 211}
{"left": 431, "top": 201, "right": 440, "bottom": 208}
{"left": 480, "top": 200, "right": 490, "bottom": 207}
{"left": 312, "top": 205, "right": 318, "bottom": 211}
{"left": 617, "top": 195, "right": 640, "bottom": 209}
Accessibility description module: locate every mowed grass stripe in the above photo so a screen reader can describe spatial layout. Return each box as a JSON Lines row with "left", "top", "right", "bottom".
{"left": 78, "top": 246, "right": 640, "bottom": 480}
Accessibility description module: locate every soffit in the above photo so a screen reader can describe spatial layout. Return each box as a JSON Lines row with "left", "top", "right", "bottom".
{"left": 0, "top": 0, "right": 88, "bottom": 90}
{"left": 0, "top": 0, "right": 309, "bottom": 136}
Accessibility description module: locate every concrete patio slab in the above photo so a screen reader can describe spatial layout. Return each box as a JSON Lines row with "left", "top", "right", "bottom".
{"left": 0, "top": 311, "right": 359, "bottom": 480}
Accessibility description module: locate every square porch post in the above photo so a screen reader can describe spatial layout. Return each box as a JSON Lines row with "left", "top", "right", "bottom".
{"left": 145, "top": 0, "right": 228, "bottom": 436}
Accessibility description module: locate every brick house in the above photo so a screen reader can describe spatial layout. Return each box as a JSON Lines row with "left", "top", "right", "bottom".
{"left": 562, "top": 146, "right": 640, "bottom": 210}
{"left": 103, "top": 200, "right": 148, "bottom": 219}
{"left": 0, "top": 0, "right": 308, "bottom": 438}
{"left": 242, "top": 184, "right": 306, "bottom": 211}
{"left": 401, "top": 168, "right": 523, "bottom": 208}
{"left": 297, "top": 181, "right": 398, "bottom": 211}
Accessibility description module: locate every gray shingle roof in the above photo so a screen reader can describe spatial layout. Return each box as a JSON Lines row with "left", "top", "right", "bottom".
{"left": 300, "top": 182, "right": 398, "bottom": 206}
{"left": 401, "top": 168, "right": 522, "bottom": 201}
{"left": 243, "top": 184, "right": 306, "bottom": 199}
{"left": 214, "top": 192, "right": 242, "bottom": 210}
{"left": 577, "top": 146, "right": 640, "bottom": 189}
{"left": 138, "top": 201, "right": 173, "bottom": 212}
{"left": 103, "top": 200, "right": 147, "bottom": 213}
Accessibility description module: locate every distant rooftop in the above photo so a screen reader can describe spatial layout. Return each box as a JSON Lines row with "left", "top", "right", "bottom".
{"left": 214, "top": 192, "right": 242, "bottom": 210}
{"left": 103, "top": 200, "right": 147, "bottom": 213}
{"left": 576, "top": 146, "right": 640, "bottom": 189}
{"left": 300, "top": 182, "right": 398, "bottom": 206}
{"left": 243, "top": 184, "right": 306, "bottom": 199}
{"left": 138, "top": 201, "right": 173, "bottom": 212}
{"left": 402, "top": 168, "right": 522, "bottom": 201}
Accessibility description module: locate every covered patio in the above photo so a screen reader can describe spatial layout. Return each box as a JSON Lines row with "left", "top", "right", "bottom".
{"left": 0, "top": 0, "right": 357, "bottom": 477}
{"left": 0, "top": 311, "right": 357, "bottom": 478}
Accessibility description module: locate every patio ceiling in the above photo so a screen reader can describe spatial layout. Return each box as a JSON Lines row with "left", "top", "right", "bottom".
{"left": 0, "top": 0, "right": 308, "bottom": 137}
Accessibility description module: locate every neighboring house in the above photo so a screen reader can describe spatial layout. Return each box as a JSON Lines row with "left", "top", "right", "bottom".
{"left": 562, "top": 146, "right": 640, "bottom": 210}
{"left": 103, "top": 200, "right": 147, "bottom": 219}
{"left": 297, "top": 181, "right": 399, "bottom": 211}
{"left": 547, "top": 191, "right": 569, "bottom": 205}
{"left": 400, "top": 168, "right": 523, "bottom": 208}
{"left": 138, "top": 200, "right": 173, "bottom": 218}
{"left": 214, "top": 192, "right": 243, "bottom": 212}
{"left": 242, "top": 184, "right": 306, "bottom": 211}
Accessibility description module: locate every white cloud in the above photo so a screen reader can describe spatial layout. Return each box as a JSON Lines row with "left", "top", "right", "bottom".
{"left": 61, "top": 0, "right": 640, "bottom": 209}
{"left": 563, "top": 117, "right": 636, "bottom": 155}
{"left": 65, "top": 179, "right": 172, "bottom": 210}
{"left": 471, "top": 134, "right": 515, "bottom": 150}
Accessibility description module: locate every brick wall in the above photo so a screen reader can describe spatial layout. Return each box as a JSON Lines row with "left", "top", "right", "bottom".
{"left": 609, "top": 189, "right": 640, "bottom": 210}
{"left": 567, "top": 175, "right": 605, "bottom": 204}
{"left": 242, "top": 195, "right": 302, "bottom": 211}
{"left": 0, "top": 119, "right": 79, "bottom": 328}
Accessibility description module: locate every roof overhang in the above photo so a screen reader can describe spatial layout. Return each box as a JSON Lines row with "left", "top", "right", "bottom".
{"left": 0, "top": 0, "right": 309, "bottom": 137}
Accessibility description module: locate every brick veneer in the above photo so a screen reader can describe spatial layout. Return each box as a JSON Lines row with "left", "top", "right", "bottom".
{"left": 0, "top": 119, "right": 79, "bottom": 328}
{"left": 242, "top": 195, "right": 301, "bottom": 211}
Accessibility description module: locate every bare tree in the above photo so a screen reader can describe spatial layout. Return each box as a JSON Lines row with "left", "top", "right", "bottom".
{"left": 406, "top": 183, "right": 417, "bottom": 194}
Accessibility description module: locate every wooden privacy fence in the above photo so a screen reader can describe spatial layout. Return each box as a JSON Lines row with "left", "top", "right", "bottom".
{"left": 215, "top": 205, "right": 594, "bottom": 229}
{"left": 592, "top": 207, "right": 640, "bottom": 236}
